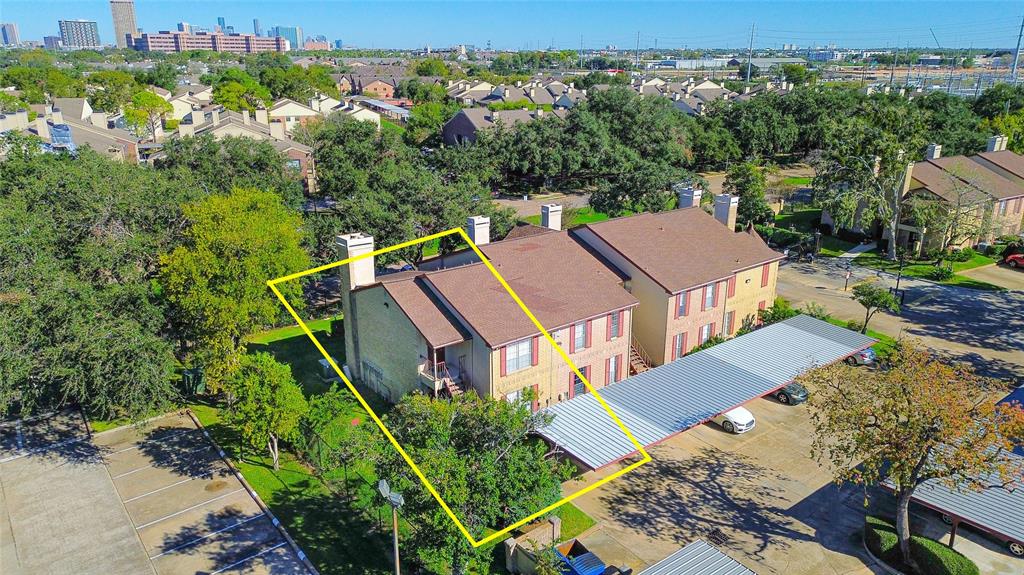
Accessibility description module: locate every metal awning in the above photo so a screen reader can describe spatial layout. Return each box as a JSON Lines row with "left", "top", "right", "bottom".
{"left": 639, "top": 540, "right": 756, "bottom": 575}
{"left": 886, "top": 450, "right": 1024, "bottom": 546}
{"left": 538, "top": 315, "right": 876, "bottom": 470}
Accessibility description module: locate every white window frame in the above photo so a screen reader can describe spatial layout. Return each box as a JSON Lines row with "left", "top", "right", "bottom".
{"left": 573, "top": 321, "right": 586, "bottom": 351}
{"left": 609, "top": 355, "right": 620, "bottom": 383}
{"left": 674, "top": 333, "right": 686, "bottom": 358}
{"left": 704, "top": 283, "right": 715, "bottom": 309}
{"left": 506, "top": 388, "right": 522, "bottom": 404}
{"left": 699, "top": 323, "right": 713, "bottom": 344}
{"left": 610, "top": 312, "right": 621, "bottom": 339}
{"left": 504, "top": 338, "right": 532, "bottom": 374}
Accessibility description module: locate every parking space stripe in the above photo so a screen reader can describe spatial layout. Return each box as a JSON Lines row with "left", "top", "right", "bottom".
{"left": 134, "top": 488, "right": 245, "bottom": 530}
{"left": 108, "top": 428, "right": 195, "bottom": 455}
{"left": 111, "top": 443, "right": 215, "bottom": 479}
{"left": 209, "top": 541, "right": 287, "bottom": 575}
{"left": 122, "top": 477, "right": 196, "bottom": 503}
{"left": 0, "top": 434, "right": 88, "bottom": 464}
{"left": 148, "top": 513, "right": 266, "bottom": 560}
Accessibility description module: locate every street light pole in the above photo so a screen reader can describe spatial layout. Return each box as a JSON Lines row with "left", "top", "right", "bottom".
{"left": 378, "top": 479, "right": 404, "bottom": 575}
{"left": 391, "top": 504, "right": 400, "bottom": 575}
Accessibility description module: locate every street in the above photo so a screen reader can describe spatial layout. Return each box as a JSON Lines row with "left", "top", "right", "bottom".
{"left": 777, "top": 258, "right": 1024, "bottom": 383}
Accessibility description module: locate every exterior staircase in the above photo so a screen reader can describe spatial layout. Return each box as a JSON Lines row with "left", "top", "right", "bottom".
{"left": 629, "top": 337, "right": 652, "bottom": 376}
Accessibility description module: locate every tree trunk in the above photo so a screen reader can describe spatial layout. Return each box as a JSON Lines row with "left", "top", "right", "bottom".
{"left": 862, "top": 309, "right": 872, "bottom": 334}
{"left": 896, "top": 489, "right": 919, "bottom": 572}
{"left": 269, "top": 435, "right": 280, "bottom": 471}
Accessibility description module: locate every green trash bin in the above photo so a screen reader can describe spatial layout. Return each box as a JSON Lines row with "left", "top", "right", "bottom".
{"left": 182, "top": 368, "right": 205, "bottom": 395}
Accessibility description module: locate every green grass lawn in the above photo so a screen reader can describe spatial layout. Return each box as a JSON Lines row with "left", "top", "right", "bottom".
{"left": 818, "top": 235, "right": 858, "bottom": 257}
{"left": 522, "top": 206, "right": 610, "bottom": 227}
{"left": 247, "top": 318, "right": 346, "bottom": 395}
{"left": 380, "top": 119, "right": 405, "bottom": 136}
{"left": 780, "top": 176, "right": 813, "bottom": 187}
{"left": 854, "top": 249, "right": 1003, "bottom": 291}
{"left": 556, "top": 502, "right": 597, "bottom": 539}
{"left": 774, "top": 207, "right": 821, "bottom": 232}
{"left": 826, "top": 317, "right": 896, "bottom": 358}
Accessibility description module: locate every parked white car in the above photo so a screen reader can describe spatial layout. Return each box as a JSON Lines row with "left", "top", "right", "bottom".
{"left": 711, "top": 406, "right": 756, "bottom": 434}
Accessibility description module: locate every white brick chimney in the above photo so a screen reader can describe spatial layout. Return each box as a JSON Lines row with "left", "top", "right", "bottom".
{"left": 925, "top": 143, "right": 942, "bottom": 160}
{"left": 674, "top": 183, "right": 702, "bottom": 208}
{"left": 714, "top": 194, "right": 739, "bottom": 230}
{"left": 269, "top": 119, "right": 286, "bottom": 140}
{"left": 337, "top": 233, "right": 376, "bottom": 290}
{"left": 540, "top": 204, "right": 562, "bottom": 230}
{"left": 467, "top": 215, "right": 490, "bottom": 245}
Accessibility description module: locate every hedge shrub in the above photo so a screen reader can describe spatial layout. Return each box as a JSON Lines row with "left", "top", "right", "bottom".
{"left": 864, "top": 515, "right": 979, "bottom": 575}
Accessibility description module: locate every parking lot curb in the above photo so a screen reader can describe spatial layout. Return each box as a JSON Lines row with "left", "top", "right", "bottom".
{"left": 184, "top": 408, "right": 321, "bottom": 575}
{"left": 861, "top": 530, "right": 908, "bottom": 575}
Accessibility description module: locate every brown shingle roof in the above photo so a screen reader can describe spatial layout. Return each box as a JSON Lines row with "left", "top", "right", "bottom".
{"left": 577, "top": 208, "right": 783, "bottom": 294}
{"left": 503, "top": 222, "right": 556, "bottom": 241}
{"left": 972, "top": 151, "right": 1024, "bottom": 185}
{"left": 910, "top": 159, "right": 1003, "bottom": 203}
{"left": 931, "top": 156, "right": 1024, "bottom": 200}
{"left": 423, "top": 232, "right": 638, "bottom": 348}
{"left": 381, "top": 277, "right": 467, "bottom": 348}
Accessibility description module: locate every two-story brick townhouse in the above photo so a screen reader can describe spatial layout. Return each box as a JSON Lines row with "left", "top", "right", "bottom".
{"left": 571, "top": 189, "right": 784, "bottom": 367}
{"left": 337, "top": 218, "right": 639, "bottom": 411}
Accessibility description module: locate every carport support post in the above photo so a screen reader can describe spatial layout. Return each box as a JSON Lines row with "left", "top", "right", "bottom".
{"left": 948, "top": 519, "right": 959, "bottom": 548}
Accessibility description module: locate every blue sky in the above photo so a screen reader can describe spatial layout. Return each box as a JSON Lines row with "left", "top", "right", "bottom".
{"left": 3, "top": 1, "right": 1022, "bottom": 51}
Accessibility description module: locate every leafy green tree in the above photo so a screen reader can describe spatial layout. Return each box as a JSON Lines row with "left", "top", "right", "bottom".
{"left": 591, "top": 158, "right": 681, "bottom": 216}
{"left": 914, "top": 91, "right": 986, "bottom": 156}
{"left": 720, "top": 93, "right": 797, "bottom": 158}
{"left": 225, "top": 352, "right": 308, "bottom": 470}
{"left": 131, "top": 62, "right": 179, "bottom": 91}
{"left": 405, "top": 100, "right": 461, "bottom": 145}
{"left": 414, "top": 58, "right": 449, "bottom": 77}
{"left": 972, "top": 82, "right": 1024, "bottom": 119}
{"left": 155, "top": 135, "right": 304, "bottom": 208}
{"left": 781, "top": 63, "right": 812, "bottom": 85}
{"left": 782, "top": 85, "right": 863, "bottom": 155}
{"left": 850, "top": 282, "right": 899, "bottom": 334}
{"left": 86, "top": 70, "right": 138, "bottom": 113}
{"left": 814, "top": 95, "right": 927, "bottom": 259}
{"left": 723, "top": 161, "right": 774, "bottom": 226}
{"left": 801, "top": 340, "right": 1024, "bottom": 572}
{"left": 370, "top": 392, "right": 572, "bottom": 573}
{"left": 981, "top": 110, "right": 1024, "bottom": 154}
{"left": 0, "top": 65, "right": 84, "bottom": 103}
{"left": 124, "top": 89, "right": 173, "bottom": 139}
{"left": 211, "top": 68, "right": 271, "bottom": 112}
{"left": 689, "top": 115, "right": 741, "bottom": 170}
{"left": 396, "top": 78, "right": 448, "bottom": 103}
{"left": 160, "top": 188, "right": 309, "bottom": 387}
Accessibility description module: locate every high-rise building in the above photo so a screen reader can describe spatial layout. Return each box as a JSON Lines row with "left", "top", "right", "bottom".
{"left": 58, "top": 20, "right": 102, "bottom": 49}
{"left": 217, "top": 17, "right": 226, "bottom": 32}
{"left": 272, "top": 26, "right": 302, "bottom": 52}
{"left": 44, "top": 36, "right": 62, "bottom": 50}
{"left": 128, "top": 31, "right": 288, "bottom": 54}
{"left": 1, "top": 22, "right": 20, "bottom": 46}
{"left": 109, "top": 0, "right": 137, "bottom": 48}
{"left": 177, "top": 22, "right": 191, "bottom": 33}
{"left": 333, "top": 39, "right": 343, "bottom": 50}
{"left": 253, "top": 19, "right": 261, "bottom": 36}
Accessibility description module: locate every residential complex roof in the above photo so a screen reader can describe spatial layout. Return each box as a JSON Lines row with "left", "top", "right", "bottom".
{"left": 577, "top": 208, "right": 784, "bottom": 294}
{"left": 931, "top": 156, "right": 1024, "bottom": 200}
{"left": 538, "top": 315, "right": 875, "bottom": 469}
{"left": 381, "top": 276, "right": 467, "bottom": 348}
{"left": 424, "top": 232, "right": 638, "bottom": 348}
{"left": 639, "top": 540, "right": 756, "bottom": 575}
{"left": 887, "top": 449, "right": 1024, "bottom": 546}
{"left": 974, "top": 150, "right": 1024, "bottom": 182}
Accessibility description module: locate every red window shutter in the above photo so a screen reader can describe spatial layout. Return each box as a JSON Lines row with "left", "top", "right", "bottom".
{"left": 606, "top": 314, "right": 612, "bottom": 341}
{"left": 757, "top": 300, "right": 766, "bottom": 326}
{"left": 585, "top": 319, "right": 592, "bottom": 348}
{"left": 499, "top": 346, "right": 507, "bottom": 376}
{"left": 683, "top": 290, "right": 690, "bottom": 317}
{"left": 761, "top": 263, "right": 770, "bottom": 287}
{"left": 617, "top": 310, "right": 624, "bottom": 337}
{"left": 605, "top": 357, "right": 611, "bottom": 385}
{"left": 671, "top": 334, "right": 678, "bottom": 361}
{"left": 531, "top": 384, "right": 539, "bottom": 412}
{"left": 673, "top": 294, "right": 680, "bottom": 319}
{"left": 712, "top": 282, "right": 720, "bottom": 308}
{"left": 701, "top": 285, "right": 708, "bottom": 311}
{"left": 728, "top": 311, "right": 735, "bottom": 334}
{"left": 567, "top": 371, "right": 575, "bottom": 399}
{"left": 710, "top": 322, "right": 716, "bottom": 337}
{"left": 615, "top": 354, "right": 622, "bottom": 382}
{"left": 569, "top": 324, "right": 576, "bottom": 354}
{"left": 681, "top": 332, "right": 688, "bottom": 355}
{"left": 727, "top": 275, "right": 736, "bottom": 298}
{"left": 531, "top": 336, "right": 539, "bottom": 366}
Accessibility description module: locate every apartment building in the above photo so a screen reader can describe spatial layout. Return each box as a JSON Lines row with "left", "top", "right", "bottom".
{"left": 338, "top": 191, "right": 782, "bottom": 409}
{"left": 128, "top": 31, "right": 288, "bottom": 54}
{"left": 896, "top": 138, "right": 1024, "bottom": 253}
{"left": 571, "top": 189, "right": 783, "bottom": 366}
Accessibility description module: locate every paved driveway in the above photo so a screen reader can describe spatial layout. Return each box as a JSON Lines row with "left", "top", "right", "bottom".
{"left": 777, "top": 258, "right": 1024, "bottom": 383}
{"left": 958, "top": 263, "right": 1024, "bottom": 291}
{"left": 564, "top": 396, "right": 1023, "bottom": 574}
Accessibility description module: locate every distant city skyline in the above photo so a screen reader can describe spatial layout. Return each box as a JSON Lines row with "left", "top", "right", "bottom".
{"left": 2, "top": 1, "right": 1023, "bottom": 51}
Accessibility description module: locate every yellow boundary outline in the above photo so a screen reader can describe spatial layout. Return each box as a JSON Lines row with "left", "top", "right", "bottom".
{"left": 267, "top": 226, "right": 651, "bottom": 547}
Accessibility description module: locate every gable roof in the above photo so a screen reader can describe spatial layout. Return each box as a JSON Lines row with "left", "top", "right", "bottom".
{"left": 972, "top": 150, "right": 1024, "bottom": 183}
{"left": 422, "top": 232, "right": 638, "bottom": 348}
{"left": 910, "top": 157, "right": 1021, "bottom": 203}
{"left": 381, "top": 276, "right": 467, "bottom": 348}
{"left": 577, "top": 208, "right": 783, "bottom": 294}
{"left": 930, "top": 156, "right": 1024, "bottom": 200}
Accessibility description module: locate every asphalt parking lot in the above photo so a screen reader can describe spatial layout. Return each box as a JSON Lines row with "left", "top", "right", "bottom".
{"left": 565, "top": 393, "right": 1024, "bottom": 574}
{"left": 1, "top": 410, "right": 312, "bottom": 575}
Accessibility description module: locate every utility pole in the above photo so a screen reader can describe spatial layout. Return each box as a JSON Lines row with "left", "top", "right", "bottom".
{"left": 889, "top": 42, "right": 898, "bottom": 85}
{"left": 745, "top": 23, "right": 755, "bottom": 83}
{"left": 635, "top": 30, "right": 641, "bottom": 69}
{"left": 579, "top": 34, "right": 583, "bottom": 69}
{"left": 1013, "top": 14, "right": 1024, "bottom": 85}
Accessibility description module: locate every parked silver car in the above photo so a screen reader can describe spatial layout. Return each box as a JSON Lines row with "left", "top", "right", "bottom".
{"left": 844, "top": 347, "right": 877, "bottom": 366}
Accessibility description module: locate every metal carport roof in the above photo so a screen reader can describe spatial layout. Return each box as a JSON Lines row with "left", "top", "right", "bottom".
{"left": 538, "top": 315, "right": 876, "bottom": 470}
{"left": 638, "top": 540, "right": 756, "bottom": 575}
{"left": 887, "top": 450, "right": 1024, "bottom": 546}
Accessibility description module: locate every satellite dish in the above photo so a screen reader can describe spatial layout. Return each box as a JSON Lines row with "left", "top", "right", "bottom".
{"left": 378, "top": 479, "right": 390, "bottom": 499}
